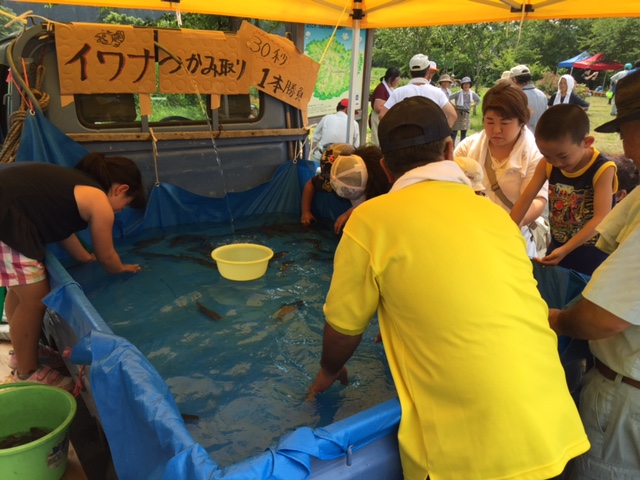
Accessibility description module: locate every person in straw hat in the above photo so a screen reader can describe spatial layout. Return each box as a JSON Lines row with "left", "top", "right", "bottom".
{"left": 550, "top": 68, "right": 640, "bottom": 480}
{"left": 448, "top": 76, "right": 481, "bottom": 143}
{"left": 437, "top": 74, "right": 453, "bottom": 98}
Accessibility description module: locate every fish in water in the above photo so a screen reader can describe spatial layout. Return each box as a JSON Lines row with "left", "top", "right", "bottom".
{"left": 168, "top": 234, "right": 208, "bottom": 249}
{"left": 180, "top": 413, "right": 200, "bottom": 423}
{"left": 279, "top": 260, "right": 295, "bottom": 274}
{"left": 133, "top": 236, "right": 164, "bottom": 250}
{"left": 196, "top": 300, "right": 222, "bottom": 321}
{"left": 0, "top": 427, "right": 51, "bottom": 449}
{"left": 271, "top": 251, "right": 289, "bottom": 260}
{"left": 272, "top": 300, "right": 304, "bottom": 321}
{"left": 135, "top": 251, "right": 217, "bottom": 269}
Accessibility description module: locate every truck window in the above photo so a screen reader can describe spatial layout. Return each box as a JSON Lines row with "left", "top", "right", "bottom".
{"left": 75, "top": 89, "right": 262, "bottom": 128}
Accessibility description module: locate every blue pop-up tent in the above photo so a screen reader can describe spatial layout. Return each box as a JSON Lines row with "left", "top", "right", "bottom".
{"left": 558, "top": 51, "right": 591, "bottom": 69}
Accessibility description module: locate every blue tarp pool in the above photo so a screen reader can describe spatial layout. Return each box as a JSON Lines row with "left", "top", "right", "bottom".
{"left": 20, "top": 110, "right": 590, "bottom": 480}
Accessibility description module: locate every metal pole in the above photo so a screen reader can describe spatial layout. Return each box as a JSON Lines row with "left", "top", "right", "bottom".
{"left": 346, "top": 0, "right": 363, "bottom": 145}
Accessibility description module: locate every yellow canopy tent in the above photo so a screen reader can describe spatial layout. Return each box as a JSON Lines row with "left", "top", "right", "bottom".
{"left": 8, "top": 0, "right": 640, "bottom": 136}
{"left": 8, "top": 0, "right": 640, "bottom": 28}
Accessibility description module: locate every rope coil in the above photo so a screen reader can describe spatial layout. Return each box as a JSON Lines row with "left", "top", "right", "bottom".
{"left": 0, "top": 64, "right": 50, "bottom": 164}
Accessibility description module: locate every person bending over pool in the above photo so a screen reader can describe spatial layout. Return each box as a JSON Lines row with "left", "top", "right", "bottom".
{"left": 0, "top": 153, "right": 146, "bottom": 390}
{"left": 329, "top": 145, "right": 391, "bottom": 234}
{"left": 307, "top": 96, "right": 589, "bottom": 480}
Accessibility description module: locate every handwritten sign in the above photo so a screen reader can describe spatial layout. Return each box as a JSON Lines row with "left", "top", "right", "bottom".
{"left": 56, "top": 23, "right": 156, "bottom": 94}
{"left": 157, "top": 29, "right": 251, "bottom": 95}
{"left": 237, "top": 21, "right": 319, "bottom": 122}
{"left": 54, "top": 22, "right": 320, "bottom": 122}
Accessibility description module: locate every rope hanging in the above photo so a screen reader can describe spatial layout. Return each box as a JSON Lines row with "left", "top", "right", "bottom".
{"left": 0, "top": 64, "right": 50, "bottom": 164}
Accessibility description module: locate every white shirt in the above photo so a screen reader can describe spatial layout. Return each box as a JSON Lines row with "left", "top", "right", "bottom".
{"left": 584, "top": 187, "right": 640, "bottom": 379}
{"left": 312, "top": 111, "right": 359, "bottom": 157}
{"left": 454, "top": 128, "right": 548, "bottom": 257}
{"left": 384, "top": 78, "right": 450, "bottom": 110}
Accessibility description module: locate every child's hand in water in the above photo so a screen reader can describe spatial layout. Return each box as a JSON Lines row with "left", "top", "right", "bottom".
{"left": 301, "top": 211, "right": 316, "bottom": 226}
{"left": 122, "top": 263, "right": 142, "bottom": 274}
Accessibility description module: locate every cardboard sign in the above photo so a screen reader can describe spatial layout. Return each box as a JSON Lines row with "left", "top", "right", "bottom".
{"left": 157, "top": 29, "right": 251, "bottom": 95}
{"left": 56, "top": 23, "right": 156, "bottom": 94}
{"left": 54, "top": 22, "right": 319, "bottom": 122}
{"left": 238, "top": 21, "right": 319, "bottom": 122}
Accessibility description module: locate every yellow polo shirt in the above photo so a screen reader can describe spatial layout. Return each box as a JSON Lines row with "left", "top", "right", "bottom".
{"left": 324, "top": 180, "right": 589, "bottom": 480}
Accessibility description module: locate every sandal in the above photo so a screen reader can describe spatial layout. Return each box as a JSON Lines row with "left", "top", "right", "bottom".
{"left": 13, "top": 365, "right": 74, "bottom": 392}
{"left": 8, "top": 344, "right": 64, "bottom": 370}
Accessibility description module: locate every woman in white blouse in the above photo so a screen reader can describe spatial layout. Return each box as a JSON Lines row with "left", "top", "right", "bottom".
{"left": 454, "top": 81, "right": 548, "bottom": 258}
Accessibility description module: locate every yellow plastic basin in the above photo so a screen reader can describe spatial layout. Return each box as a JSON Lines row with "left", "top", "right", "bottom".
{"left": 211, "top": 243, "right": 274, "bottom": 281}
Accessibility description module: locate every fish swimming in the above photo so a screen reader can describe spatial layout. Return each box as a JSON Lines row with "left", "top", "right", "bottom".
{"left": 279, "top": 260, "right": 295, "bottom": 273}
{"left": 272, "top": 300, "right": 304, "bottom": 321}
{"left": 180, "top": 413, "right": 200, "bottom": 423}
{"left": 196, "top": 300, "right": 222, "bottom": 320}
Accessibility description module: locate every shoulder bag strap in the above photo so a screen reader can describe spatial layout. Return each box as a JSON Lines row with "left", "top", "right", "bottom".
{"left": 484, "top": 150, "right": 514, "bottom": 209}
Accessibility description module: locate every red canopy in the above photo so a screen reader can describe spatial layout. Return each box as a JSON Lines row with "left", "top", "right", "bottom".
{"left": 574, "top": 53, "right": 624, "bottom": 71}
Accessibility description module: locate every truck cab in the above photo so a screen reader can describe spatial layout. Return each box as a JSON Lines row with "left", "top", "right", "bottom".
{"left": 0, "top": 21, "right": 310, "bottom": 197}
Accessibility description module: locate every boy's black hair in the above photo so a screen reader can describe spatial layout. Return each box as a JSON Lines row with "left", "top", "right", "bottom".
{"left": 535, "top": 104, "right": 590, "bottom": 145}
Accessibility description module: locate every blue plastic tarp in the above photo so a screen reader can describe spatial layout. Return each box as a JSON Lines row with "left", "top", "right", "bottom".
{"left": 15, "top": 109, "right": 89, "bottom": 166}
{"left": 25, "top": 109, "right": 590, "bottom": 480}
{"left": 558, "top": 51, "right": 591, "bottom": 69}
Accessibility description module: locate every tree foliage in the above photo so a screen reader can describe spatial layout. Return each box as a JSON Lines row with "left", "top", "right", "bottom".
{"left": 373, "top": 18, "right": 635, "bottom": 87}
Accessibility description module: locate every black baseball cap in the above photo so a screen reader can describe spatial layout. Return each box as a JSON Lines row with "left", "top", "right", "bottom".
{"left": 378, "top": 96, "right": 452, "bottom": 153}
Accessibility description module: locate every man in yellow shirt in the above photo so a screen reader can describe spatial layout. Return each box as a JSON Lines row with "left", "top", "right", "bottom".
{"left": 308, "top": 96, "right": 589, "bottom": 480}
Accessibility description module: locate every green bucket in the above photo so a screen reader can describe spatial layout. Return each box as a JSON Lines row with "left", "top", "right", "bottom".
{"left": 0, "top": 383, "right": 77, "bottom": 480}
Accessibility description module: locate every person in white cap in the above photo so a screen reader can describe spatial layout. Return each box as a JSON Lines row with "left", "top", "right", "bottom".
{"left": 378, "top": 53, "right": 457, "bottom": 127}
{"left": 310, "top": 99, "right": 359, "bottom": 162}
{"left": 426, "top": 60, "right": 438, "bottom": 84}
{"left": 549, "top": 69, "right": 640, "bottom": 480}
{"left": 509, "top": 64, "right": 548, "bottom": 132}
{"left": 329, "top": 146, "right": 391, "bottom": 233}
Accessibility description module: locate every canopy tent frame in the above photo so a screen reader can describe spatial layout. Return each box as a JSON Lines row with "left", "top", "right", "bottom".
{"left": 8, "top": 0, "right": 640, "bottom": 145}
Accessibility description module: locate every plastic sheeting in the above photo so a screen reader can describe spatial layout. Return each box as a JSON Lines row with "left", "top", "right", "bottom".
{"left": 20, "top": 109, "right": 590, "bottom": 479}
{"left": 15, "top": 109, "right": 89, "bottom": 166}
{"left": 43, "top": 251, "right": 402, "bottom": 480}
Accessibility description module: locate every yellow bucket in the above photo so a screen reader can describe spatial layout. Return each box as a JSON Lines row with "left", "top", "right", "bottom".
{"left": 211, "top": 243, "right": 274, "bottom": 281}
